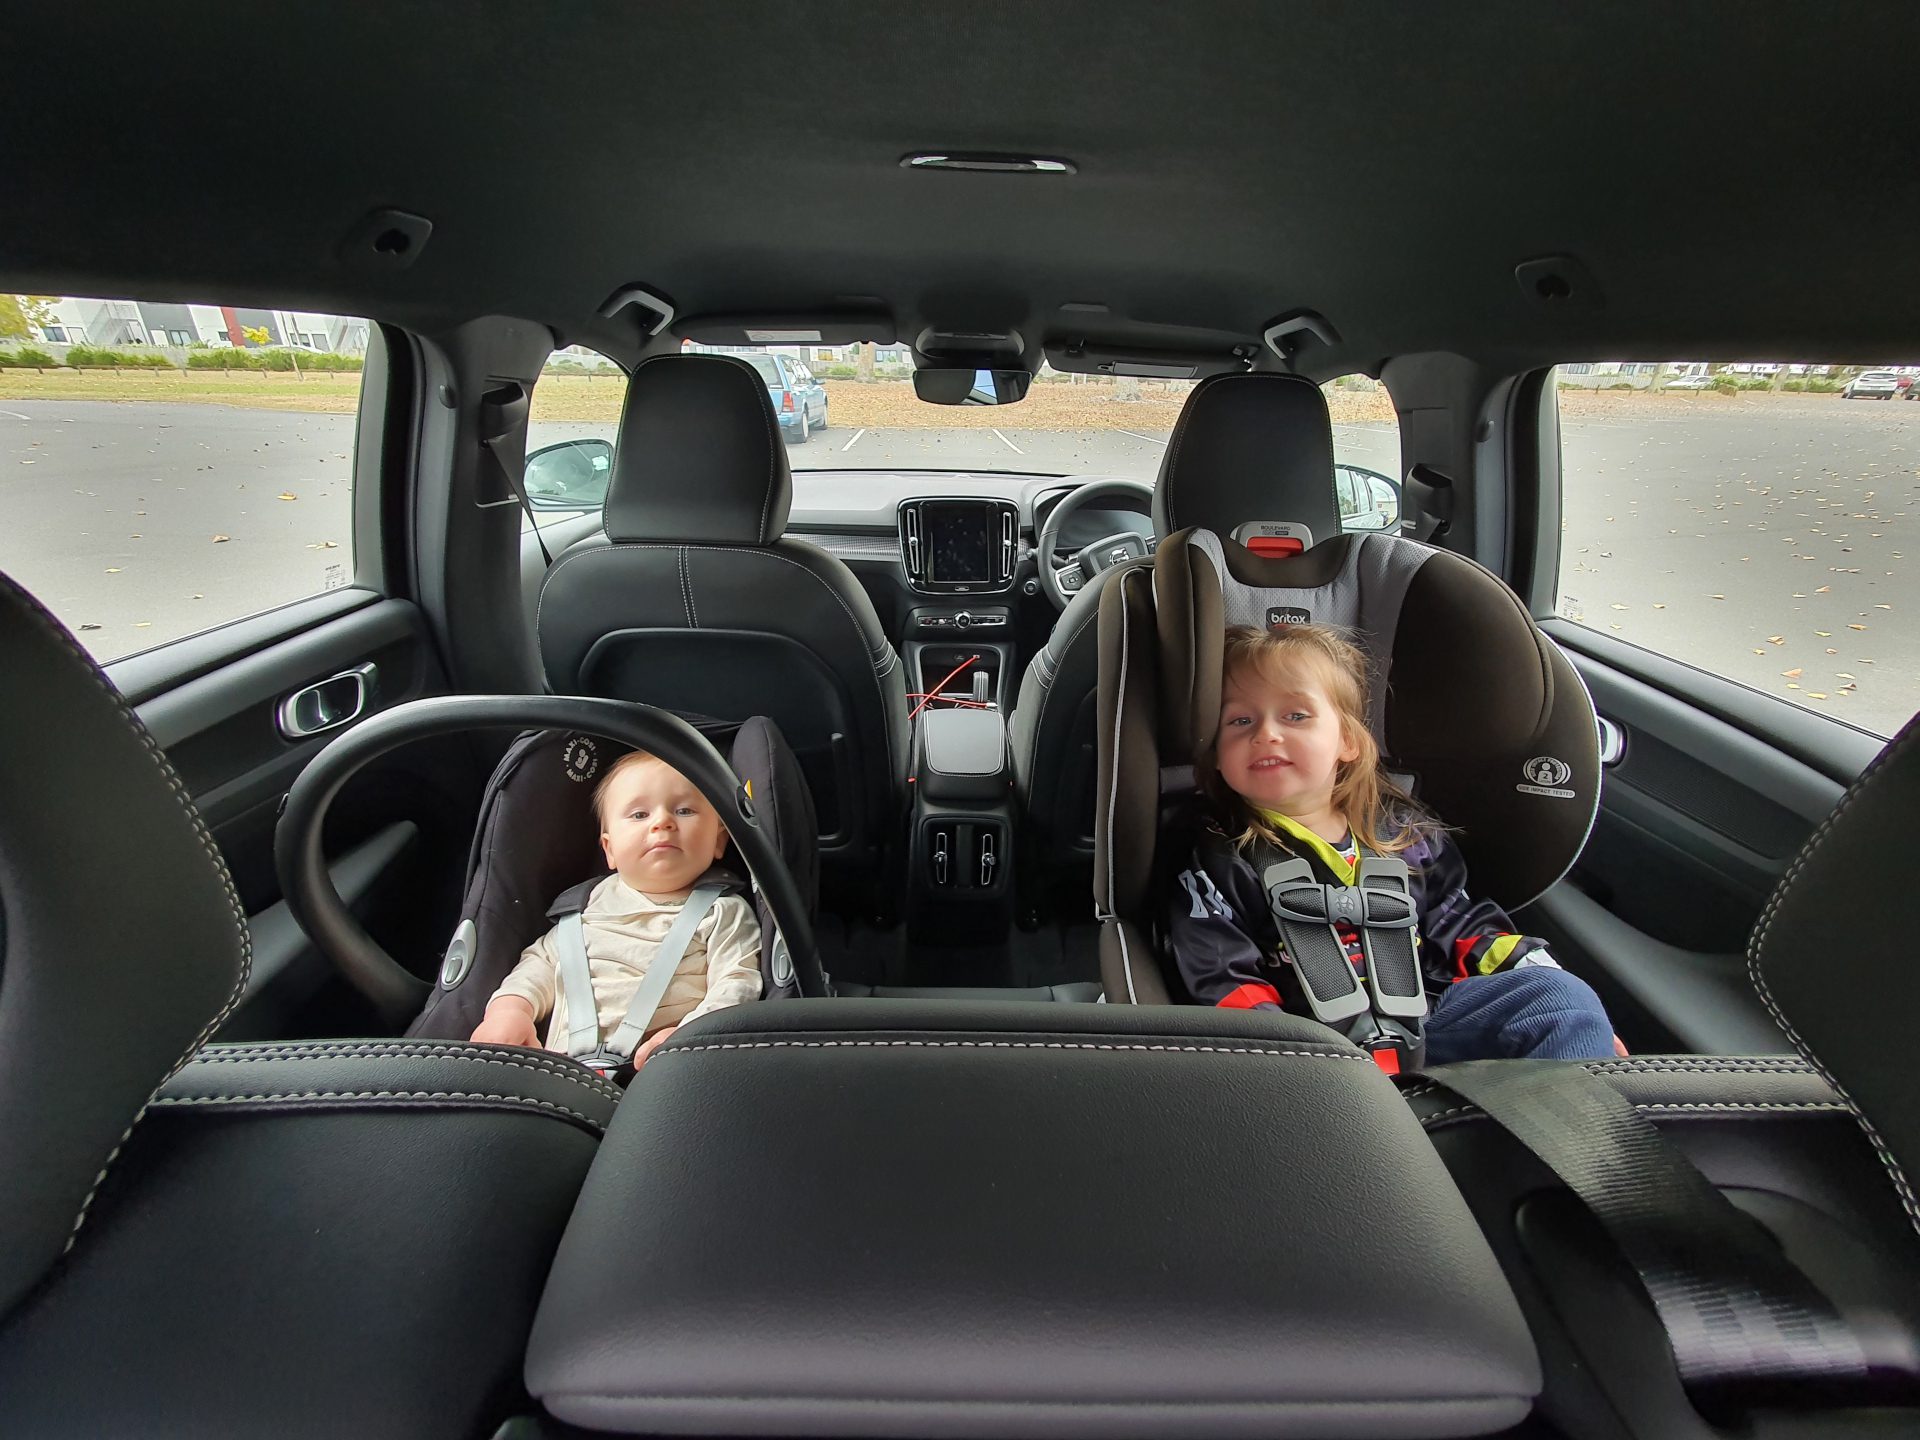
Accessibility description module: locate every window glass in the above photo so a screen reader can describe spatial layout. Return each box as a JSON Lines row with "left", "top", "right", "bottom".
{"left": 674, "top": 343, "right": 1402, "bottom": 528}
{"left": 0, "top": 292, "right": 371, "bottom": 663}
{"left": 525, "top": 346, "right": 626, "bottom": 525}
{"left": 1554, "top": 362, "right": 1918, "bottom": 737}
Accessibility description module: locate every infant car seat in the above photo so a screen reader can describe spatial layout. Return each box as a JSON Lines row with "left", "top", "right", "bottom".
{"left": 409, "top": 714, "right": 817, "bottom": 1042}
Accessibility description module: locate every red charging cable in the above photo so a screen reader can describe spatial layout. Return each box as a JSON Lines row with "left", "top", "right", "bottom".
{"left": 908, "top": 654, "right": 979, "bottom": 721}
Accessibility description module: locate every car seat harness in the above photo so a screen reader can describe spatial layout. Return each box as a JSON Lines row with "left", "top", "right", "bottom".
{"left": 1263, "top": 854, "right": 1427, "bottom": 1071}
{"left": 550, "top": 876, "right": 732, "bottom": 1075}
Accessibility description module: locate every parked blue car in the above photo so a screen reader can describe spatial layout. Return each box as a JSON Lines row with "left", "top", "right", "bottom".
{"left": 743, "top": 352, "right": 829, "bottom": 443}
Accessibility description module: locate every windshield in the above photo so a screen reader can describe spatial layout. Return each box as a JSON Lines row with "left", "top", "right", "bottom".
{"left": 679, "top": 343, "right": 1399, "bottom": 484}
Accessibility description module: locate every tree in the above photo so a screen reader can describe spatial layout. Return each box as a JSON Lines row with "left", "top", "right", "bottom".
{"left": 243, "top": 325, "right": 271, "bottom": 346}
{"left": 0, "top": 295, "right": 59, "bottom": 340}
{"left": 856, "top": 341, "right": 875, "bottom": 382}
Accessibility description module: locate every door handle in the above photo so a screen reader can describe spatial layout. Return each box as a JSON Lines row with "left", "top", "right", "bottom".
{"left": 278, "top": 663, "right": 376, "bottom": 740}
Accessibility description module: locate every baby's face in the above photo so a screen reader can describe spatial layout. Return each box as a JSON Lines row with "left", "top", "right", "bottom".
{"left": 598, "top": 756, "right": 729, "bottom": 895}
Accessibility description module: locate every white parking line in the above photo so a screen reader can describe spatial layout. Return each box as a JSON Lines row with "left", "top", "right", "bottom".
{"left": 991, "top": 428, "right": 1024, "bottom": 455}
{"left": 1, "top": 410, "right": 32, "bottom": 422}
{"left": 841, "top": 427, "right": 866, "bottom": 452}
{"left": 1117, "top": 429, "right": 1168, "bottom": 446}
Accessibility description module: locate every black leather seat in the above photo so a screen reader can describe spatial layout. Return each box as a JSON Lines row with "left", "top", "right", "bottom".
{"left": 0, "top": 571, "right": 618, "bottom": 1438}
{"left": 1011, "top": 374, "right": 1341, "bottom": 886}
{"left": 537, "top": 354, "right": 909, "bottom": 881}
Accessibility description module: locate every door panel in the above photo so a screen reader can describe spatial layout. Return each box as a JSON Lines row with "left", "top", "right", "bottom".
{"left": 1521, "top": 627, "right": 1879, "bottom": 1054}
{"left": 113, "top": 595, "right": 481, "bottom": 1038}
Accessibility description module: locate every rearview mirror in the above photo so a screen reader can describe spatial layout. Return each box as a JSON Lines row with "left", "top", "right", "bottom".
{"left": 913, "top": 367, "right": 1032, "bottom": 406}
{"left": 524, "top": 438, "right": 613, "bottom": 511}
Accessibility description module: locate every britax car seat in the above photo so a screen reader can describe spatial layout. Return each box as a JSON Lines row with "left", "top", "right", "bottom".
{"left": 409, "top": 714, "right": 817, "bottom": 1042}
{"left": 1091, "top": 372, "right": 1601, "bottom": 1005}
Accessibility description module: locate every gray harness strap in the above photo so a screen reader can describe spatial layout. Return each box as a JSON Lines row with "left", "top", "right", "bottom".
{"left": 556, "top": 883, "right": 729, "bottom": 1063}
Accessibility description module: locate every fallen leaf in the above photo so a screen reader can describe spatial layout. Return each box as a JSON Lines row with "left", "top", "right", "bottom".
{"left": 1767, "top": 635, "right": 1785, "bottom": 644}
{"left": 1874, "top": 603, "right": 1892, "bottom": 610}
{"left": 1652, "top": 603, "right": 1667, "bottom": 610}
{"left": 1752, "top": 648, "right": 1766, "bottom": 655}
{"left": 1807, "top": 692, "right": 1828, "bottom": 700}
{"left": 1710, "top": 594, "right": 1726, "bottom": 600}
{"left": 1826, "top": 648, "right": 1839, "bottom": 655}
{"left": 1837, "top": 672, "right": 1856, "bottom": 680}
{"left": 133, "top": 622, "right": 151, "bottom": 629}
{"left": 1610, "top": 603, "right": 1629, "bottom": 611}
{"left": 278, "top": 492, "right": 298, "bottom": 501}
{"left": 105, "top": 567, "right": 122, "bottom": 574}
{"left": 1848, "top": 623, "right": 1867, "bottom": 631}
{"left": 79, "top": 623, "right": 101, "bottom": 631}
{"left": 212, "top": 534, "right": 230, "bottom": 543}
{"left": 1786, "top": 683, "right": 1801, "bottom": 690}
{"left": 1782, "top": 668, "right": 1802, "bottom": 678}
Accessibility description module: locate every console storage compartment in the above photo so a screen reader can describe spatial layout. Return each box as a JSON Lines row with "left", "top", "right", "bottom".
{"left": 526, "top": 1001, "right": 1542, "bottom": 1438}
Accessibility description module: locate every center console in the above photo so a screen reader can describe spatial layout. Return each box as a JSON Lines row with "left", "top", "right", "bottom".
{"left": 897, "top": 498, "right": 1023, "bottom": 714}
{"left": 911, "top": 706, "right": 1014, "bottom": 944}
{"left": 525, "top": 1001, "right": 1542, "bottom": 1438}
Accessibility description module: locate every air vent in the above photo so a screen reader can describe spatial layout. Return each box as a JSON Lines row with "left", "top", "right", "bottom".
{"left": 999, "top": 509, "right": 1015, "bottom": 584}
{"left": 903, "top": 503, "right": 924, "bottom": 582}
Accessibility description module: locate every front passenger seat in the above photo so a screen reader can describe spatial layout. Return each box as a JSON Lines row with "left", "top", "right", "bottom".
{"left": 537, "top": 355, "right": 910, "bottom": 881}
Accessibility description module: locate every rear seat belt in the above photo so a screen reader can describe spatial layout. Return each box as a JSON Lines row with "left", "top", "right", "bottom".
{"left": 1426, "top": 1059, "right": 1867, "bottom": 1396}
{"left": 553, "top": 881, "right": 729, "bottom": 1072}
{"left": 1264, "top": 854, "right": 1427, "bottom": 1071}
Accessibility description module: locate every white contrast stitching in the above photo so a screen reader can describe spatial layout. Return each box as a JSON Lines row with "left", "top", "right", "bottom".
{"left": 1, "top": 573, "right": 255, "bottom": 1259}
{"left": 1747, "top": 715, "right": 1920, "bottom": 1236}
{"left": 186, "top": 1042, "right": 622, "bottom": 1101}
{"left": 654, "top": 1037, "right": 1368, "bottom": 1062}
{"left": 150, "top": 1088, "right": 602, "bottom": 1129}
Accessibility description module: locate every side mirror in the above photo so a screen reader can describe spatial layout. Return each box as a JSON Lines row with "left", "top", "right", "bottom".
{"left": 1336, "top": 464, "right": 1402, "bottom": 533}
{"left": 913, "top": 367, "right": 1032, "bottom": 406}
{"left": 524, "top": 438, "right": 614, "bottom": 511}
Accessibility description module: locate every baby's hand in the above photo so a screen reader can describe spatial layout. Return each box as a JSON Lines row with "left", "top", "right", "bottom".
{"left": 471, "top": 997, "right": 541, "bottom": 1049}
{"left": 633, "top": 1024, "right": 679, "bottom": 1068}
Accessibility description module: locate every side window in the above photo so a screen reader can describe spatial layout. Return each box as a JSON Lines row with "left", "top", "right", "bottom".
{"left": 526, "top": 346, "right": 627, "bottom": 524}
{"left": 0, "top": 291, "right": 370, "bottom": 662}
{"left": 1554, "top": 361, "right": 1916, "bottom": 738}
{"left": 1325, "top": 374, "right": 1403, "bottom": 533}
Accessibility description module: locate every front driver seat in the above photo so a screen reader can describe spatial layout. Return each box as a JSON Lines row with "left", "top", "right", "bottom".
{"left": 1012, "top": 373, "right": 1342, "bottom": 886}
{"left": 538, "top": 354, "right": 909, "bottom": 882}
{"left": 0, "top": 570, "right": 618, "bottom": 1438}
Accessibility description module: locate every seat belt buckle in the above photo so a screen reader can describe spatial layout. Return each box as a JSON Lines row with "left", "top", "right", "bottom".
{"left": 574, "top": 1048, "right": 634, "bottom": 1082}
{"left": 1364, "top": 1034, "right": 1406, "bottom": 1075}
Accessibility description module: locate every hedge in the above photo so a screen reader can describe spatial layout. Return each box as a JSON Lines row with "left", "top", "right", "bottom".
{"left": 0, "top": 346, "right": 57, "bottom": 369}
{"left": 186, "top": 348, "right": 363, "bottom": 372}
{"left": 65, "top": 345, "right": 176, "bottom": 369}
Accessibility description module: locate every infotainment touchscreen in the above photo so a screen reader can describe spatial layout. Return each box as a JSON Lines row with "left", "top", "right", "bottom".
{"left": 924, "top": 503, "right": 993, "bottom": 584}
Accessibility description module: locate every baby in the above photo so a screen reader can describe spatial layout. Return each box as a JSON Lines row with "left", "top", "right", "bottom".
{"left": 471, "top": 749, "right": 762, "bottom": 1068}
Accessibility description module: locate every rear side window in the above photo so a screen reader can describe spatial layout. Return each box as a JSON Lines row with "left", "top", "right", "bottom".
{"left": 1553, "top": 362, "right": 1917, "bottom": 737}
{"left": 0, "top": 292, "right": 371, "bottom": 662}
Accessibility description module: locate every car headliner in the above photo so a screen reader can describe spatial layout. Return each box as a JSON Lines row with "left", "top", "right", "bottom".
{"left": 5, "top": 3, "right": 1917, "bottom": 375}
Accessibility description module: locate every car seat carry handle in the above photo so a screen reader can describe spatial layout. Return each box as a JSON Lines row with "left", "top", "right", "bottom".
{"left": 555, "top": 883, "right": 729, "bottom": 1065}
{"left": 1262, "top": 858, "right": 1370, "bottom": 1024}
{"left": 1357, "top": 857, "right": 1427, "bottom": 1022}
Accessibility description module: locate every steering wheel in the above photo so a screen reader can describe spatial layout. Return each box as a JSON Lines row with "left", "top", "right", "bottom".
{"left": 276, "top": 695, "right": 826, "bottom": 1030}
{"left": 1035, "top": 478, "right": 1157, "bottom": 610}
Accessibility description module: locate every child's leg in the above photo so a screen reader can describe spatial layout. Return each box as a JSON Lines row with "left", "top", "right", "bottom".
{"left": 1424, "top": 967, "right": 1615, "bottom": 1063}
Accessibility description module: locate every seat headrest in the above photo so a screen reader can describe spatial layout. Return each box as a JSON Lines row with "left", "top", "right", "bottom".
{"left": 1152, "top": 373, "right": 1340, "bottom": 543}
{"left": 604, "top": 355, "right": 793, "bottom": 546}
{"left": 1752, "top": 712, "right": 1920, "bottom": 1238}
{"left": 0, "top": 571, "right": 247, "bottom": 1316}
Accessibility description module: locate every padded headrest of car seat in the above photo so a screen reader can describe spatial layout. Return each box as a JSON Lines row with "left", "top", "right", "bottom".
{"left": 1151, "top": 372, "right": 1340, "bottom": 544}
{"left": 1751, "top": 711, "right": 1920, "bottom": 1242}
{"left": 0, "top": 571, "right": 248, "bottom": 1317}
{"left": 603, "top": 354, "right": 792, "bottom": 545}
{"left": 1151, "top": 527, "right": 1599, "bottom": 910}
